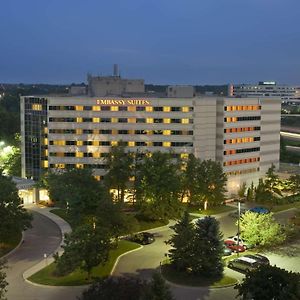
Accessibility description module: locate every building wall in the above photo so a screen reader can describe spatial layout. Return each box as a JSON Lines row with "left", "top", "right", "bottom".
{"left": 21, "top": 95, "right": 281, "bottom": 194}
{"left": 167, "top": 86, "right": 195, "bottom": 98}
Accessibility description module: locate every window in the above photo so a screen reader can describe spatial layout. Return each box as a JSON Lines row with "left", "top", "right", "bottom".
{"left": 136, "top": 106, "right": 145, "bottom": 111}
{"left": 111, "top": 106, "right": 118, "bottom": 111}
{"left": 75, "top": 105, "right": 84, "bottom": 111}
{"left": 163, "top": 106, "right": 171, "bottom": 112}
{"left": 146, "top": 106, "right": 153, "bottom": 112}
{"left": 93, "top": 118, "right": 100, "bottom": 123}
{"left": 146, "top": 118, "right": 153, "bottom": 123}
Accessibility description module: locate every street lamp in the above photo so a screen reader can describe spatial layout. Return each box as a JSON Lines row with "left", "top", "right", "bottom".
{"left": 237, "top": 200, "right": 241, "bottom": 257}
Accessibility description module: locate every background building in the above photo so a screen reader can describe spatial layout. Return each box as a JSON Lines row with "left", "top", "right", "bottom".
{"left": 229, "top": 81, "right": 300, "bottom": 100}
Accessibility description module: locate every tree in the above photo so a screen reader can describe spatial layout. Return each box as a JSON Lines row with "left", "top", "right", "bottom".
{"left": 45, "top": 168, "right": 105, "bottom": 223}
{"left": 141, "top": 272, "right": 174, "bottom": 300}
{"left": 136, "top": 152, "right": 182, "bottom": 221}
{"left": 264, "top": 164, "right": 281, "bottom": 196}
{"left": 54, "top": 223, "right": 112, "bottom": 279}
{"left": 167, "top": 211, "right": 195, "bottom": 271}
{"left": 190, "top": 216, "right": 224, "bottom": 278}
{"left": 79, "top": 273, "right": 174, "bottom": 300}
{"left": 0, "top": 260, "right": 8, "bottom": 300}
{"left": 246, "top": 182, "right": 255, "bottom": 202}
{"left": 104, "top": 144, "right": 134, "bottom": 203}
{"left": 237, "top": 182, "right": 247, "bottom": 199}
{"left": 235, "top": 265, "right": 300, "bottom": 300}
{"left": 289, "top": 174, "right": 300, "bottom": 194}
{"left": 0, "top": 171, "right": 32, "bottom": 243}
{"left": 239, "top": 211, "right": 286, "bottom": 247}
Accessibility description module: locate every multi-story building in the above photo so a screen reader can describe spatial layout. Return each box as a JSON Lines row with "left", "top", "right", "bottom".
{"left": 229, "top": 81, "right": 300, "bottom": 100}
{"left": 20, "top": 94, "right": 281, "bottom": 195}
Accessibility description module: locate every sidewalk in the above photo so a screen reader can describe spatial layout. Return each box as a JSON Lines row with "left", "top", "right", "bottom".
{"left": 23, "top": 206, "right": 72, "bottom": 280}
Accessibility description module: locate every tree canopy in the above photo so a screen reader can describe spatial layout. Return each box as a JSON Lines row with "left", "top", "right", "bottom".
{"left": 0, "top": 172, "right": 32, "bottom": 243}
{"left": 0, "top": 260, "right": 8, "bottom": 300}
{"left": 235, "top": 265, "right": 300, "bottom": 300}
{"left": 239, "top": 211, "right": 286, "bottom": 247}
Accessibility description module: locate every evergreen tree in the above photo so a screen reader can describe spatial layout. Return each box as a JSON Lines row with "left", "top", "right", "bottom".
{"left": 167, "top": 211, "right": 194, "bottom": 271}
{"left": 142, "top": 272, "right": 174, "bottom": 300}
{"left": 189, "top": 216, "right": 224, "bottom": 278}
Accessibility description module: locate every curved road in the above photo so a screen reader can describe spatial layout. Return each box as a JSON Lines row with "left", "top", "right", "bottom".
{"left": 5, "top": 211, "right": 83, "bottom": 300}
{"left": 4, "top": 208, "right": 299, "bottom": 300}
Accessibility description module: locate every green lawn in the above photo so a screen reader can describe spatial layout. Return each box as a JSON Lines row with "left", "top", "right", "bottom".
{"left": 28, "top": 240, "right": 140, "bottom": 286}
{"left": 0, "top": 231, "right": 22, "bottom": 257}
{"left": 270, "top": 202, "right": 300, "bottom": 212}
{"left": 187, "top": 205, "right": 235, "bottom": 216}
{"left": 161, "top": 264, "right": 237, "bottom": 287}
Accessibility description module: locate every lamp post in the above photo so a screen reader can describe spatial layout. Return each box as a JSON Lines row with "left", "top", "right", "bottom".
{"left": 237, "top": 200, "right": 241, "bottom": 257}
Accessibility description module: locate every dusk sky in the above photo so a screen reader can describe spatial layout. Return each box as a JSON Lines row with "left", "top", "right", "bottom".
{"left": 0, "top": 0, "right": 299, "bottom": 85}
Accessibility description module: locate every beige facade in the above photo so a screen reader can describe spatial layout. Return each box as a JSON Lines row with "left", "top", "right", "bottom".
{"left": 21, "top": 95, "right": 281, "bottom": 194}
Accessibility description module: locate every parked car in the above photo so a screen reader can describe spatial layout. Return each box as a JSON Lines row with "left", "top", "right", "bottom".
{"left": 224, "top": 240, "right": 246, "bottom": 253}
{"left": 225, "top": 235, "right": 253, "bottom": 249}
{"left": 228, "top": 257, "right": 260, "bottom": 272}
{"left": 130, "top": 232, "right": 155, "bottom": 245}
{"left": 249, "top": 206, "right": 270, "bottom": 214}
{"left": 243, "top": 254, "right": 270, "bottom": 265}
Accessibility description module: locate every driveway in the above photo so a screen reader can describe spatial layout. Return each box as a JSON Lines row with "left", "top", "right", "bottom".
{"left": 5, "top": 210, "right": 83, "bottom": 300}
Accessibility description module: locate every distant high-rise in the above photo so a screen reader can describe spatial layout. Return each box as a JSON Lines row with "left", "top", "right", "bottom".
{"left": 229, "top": 81, "right": 300, "bottom": 100}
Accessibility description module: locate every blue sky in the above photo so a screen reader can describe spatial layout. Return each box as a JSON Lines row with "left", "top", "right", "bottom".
{"left": 0, "top": 0, "right": 299, "bottom": 84}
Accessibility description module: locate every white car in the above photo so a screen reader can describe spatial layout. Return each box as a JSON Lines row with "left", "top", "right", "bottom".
{"left": 226, "top": 235, "right": 249, "bottom": 249}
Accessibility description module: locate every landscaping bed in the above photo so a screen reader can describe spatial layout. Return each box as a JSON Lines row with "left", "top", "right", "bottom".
{"left": 28, "top": 240, "right": 140, "bottom": 286}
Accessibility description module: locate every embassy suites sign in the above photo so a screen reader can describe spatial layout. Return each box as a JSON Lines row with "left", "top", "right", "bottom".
{"left": 96, "top": 99, "right": 150, "bottom": 106}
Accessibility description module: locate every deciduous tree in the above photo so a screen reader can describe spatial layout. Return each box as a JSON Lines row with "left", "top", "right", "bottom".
{"left": 0, "top": 260, "right": 8, "bottom": 300}
{"left": 239, "top": 211, "right": 286, "bottom": 247}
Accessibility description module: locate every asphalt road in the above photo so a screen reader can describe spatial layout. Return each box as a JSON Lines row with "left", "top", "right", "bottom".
{"left": 5, "top": 211, "right": 83, "bottom": 300}
{"left": 4, "top": 207, "right": 299, "bottom": 300}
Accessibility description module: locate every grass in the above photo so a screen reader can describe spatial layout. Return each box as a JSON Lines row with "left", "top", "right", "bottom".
{"left": 269, "top": 202, "right": 300, "bottom": 212}
{"left": 28, "top": 239, "right": 140, "bottom": 286}
{"left": 161, "top": 264, "right": 237, "bottom": 287}
{"left": 187, "top": 205, "right": 235, "bottom": 216}
{"left": 0, "top": 231, "right": 22, "bottom": 257}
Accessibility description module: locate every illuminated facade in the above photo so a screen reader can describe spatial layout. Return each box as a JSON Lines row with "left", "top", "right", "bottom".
{"left": 20, "top": 95, "right": 281, "bottom": 194}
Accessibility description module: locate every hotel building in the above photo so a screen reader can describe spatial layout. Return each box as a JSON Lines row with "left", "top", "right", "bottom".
{"left": 20, "top": 93, "right": 281, "bottom": 195}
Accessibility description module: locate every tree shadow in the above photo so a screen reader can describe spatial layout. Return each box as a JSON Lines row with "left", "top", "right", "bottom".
{"left": 117, "top": 267, "right": 211, "bottom": 300}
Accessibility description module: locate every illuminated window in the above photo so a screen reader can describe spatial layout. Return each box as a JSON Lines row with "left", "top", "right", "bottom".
{"left": 128, "top": 141, "right": 135, "bottom": 147}
{"left": 55, "top": 164, "right": 65, "bottom": 169}
{"left": 93, "top": 118, "right": 100, "bottom": 123}
{"left": 146, "top": 118, "right": 153, "bottom": 123}
{"left": 94, "top": 175, "right": 100, "bottom": 181}
{"left": 77, "top": 141, "right": 83, "bottom": 146}
{"left": 92, "top": 106, "right": 100, "bottom": 111}
{"left": 146, "top": 141, "right": 153, "bottom": 147}
{"left": 75, "top": 105, "right": 83, "bottom": 111}
{"left": 128, "top": 118, "right": 135, "bottom": 123}
{"left": 76, "top": 164, "right": 84, "bottom": 169}
{"left": 43, "top": 138, "right": 48, "bottom": 145}
{"left": 76, "top": 152, "right": 84, "bottom": 158}
{"left": 163, "top": 141, "right": 171, "bottom": 147}
{"left": 181, "top": 118, "right": 189, "bottom": 124}
{"left": 112, "top": 129, "right": 118, "bottom": 135}
{"left": 111, "top": 106, "right": 119, "bottom": 111}
{"left": 53, "top": 140, "right": 65, "bottom": 146}
{"left": 128, "top": 106, "right": 136, "bottom": 112}
{"left": 163, "top": 130, "right": 171, "bottom": 135}
{"left": 182, "top": 107, "right": 189, "bottom": 112}
{"left": 93, "top": 141, "right": 99, "bottom": 146}
{"left": 111, "top": 141, "right": 118, "bottom": 146}
{"left": 164, "top": 118, "right": 171, "bottom": 124}
{"left": 180, "top": 153, "right": 189, "bottom": 159}
{"left": 76, "top": 117, "right": 83, "bottom": 123}
{"left": 32, "top": 104, "right": 42, "bottom": 111}
{"left": 93, "top": 129, "right": 98, "bottom": 134}
{"left": 163, "top": 106, "right": 171, "bottom": 112}
{"left": 44, "top": 127, "right": 48, "bottom": 134}
{"left": 128, "top": 130, "right": 135, "bottom": 135}
{"left": 146, "top": 106, "right": 153, "bottom": 112}
{"left": 111, "top": 117, "right": 118, "bottom": 123}
{"left": 42, "top": 160, "right": 48, "bottom": 168}
{"left": 76, "top": 129, "right": 83, "bottom": 134}
{"left": 93, "top": 152, "right": 100, "bottom": 158}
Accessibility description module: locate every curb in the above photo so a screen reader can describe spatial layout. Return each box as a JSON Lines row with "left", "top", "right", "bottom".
{"left": 1, "top": 231, "right": 25, "bottom": 260}
{"left": 110, "top": 244, "right": 143, "bottom": 275}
